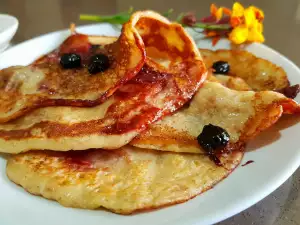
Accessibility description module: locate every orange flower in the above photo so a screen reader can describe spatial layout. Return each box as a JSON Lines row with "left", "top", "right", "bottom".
{"left": 210, "top": 3, "right": 231, "bottom": 21}
{"left": 201, "top": 2, "right": 265, "bottom": 45}
{"left": 228, "top": 2, "right": 265, "bottom": 44}
{"left": 229, "top": 25, "right": 248, "bottom": 44}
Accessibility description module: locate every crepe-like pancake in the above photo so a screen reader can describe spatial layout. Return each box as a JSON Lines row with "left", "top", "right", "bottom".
{"left": 131, "top": 81, "right": 299, "bottom": 153}
{"left": 0, "top": 22, "right": 146, "bottom": 123}
{"left": 200, "top": 49, "right": 289, "bottom": 91}
{"left": 6, "top": 146, "right": 243, "bottom": 214}
{"left": 0, "top": 11, "right": 206, "bottom": 153}
{"left": 208, "top": 73, "right": 252, "bottom": 91}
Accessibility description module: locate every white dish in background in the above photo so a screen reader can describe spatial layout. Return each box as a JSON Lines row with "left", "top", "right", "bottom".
{"left": 0, "top": 24, "right": 300, "bottom": 225}
{"left": 0, "top": 14, "right": 18, "bottom": 53}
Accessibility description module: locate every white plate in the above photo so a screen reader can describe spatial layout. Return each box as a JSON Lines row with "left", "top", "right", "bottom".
{"left": 0, "top": 24, "right": 300, "bottom": 225}
{"left": 0, "top": 14, "right": 18, "bottom": 53}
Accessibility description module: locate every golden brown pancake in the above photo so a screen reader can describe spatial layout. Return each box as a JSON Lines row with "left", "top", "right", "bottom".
{"left": 131, "top": 81, "right": 299, "bottom": 154}
{"left": 200, "top": 48, "right": 289, "bottom": 91}
{"left": 0, "top": 28, "right": 146, "bottom": 123}
{"left": 208, "top": 73, "right": 252, "bottom": 91}
{"left": 6, "top": 146, "right": 243, "bottom": 214}
{"left": 0, "top": 11, "right": 206, "bottom": 153}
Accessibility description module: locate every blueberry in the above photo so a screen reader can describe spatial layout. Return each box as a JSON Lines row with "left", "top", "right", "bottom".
{"left": 88, "top": 54, "right": 110, "bottom": 74}
{"left": 212, "top": 61, "right": 230, "bottom": 74}
{"left": 197, "top": 124, "right": 230, "bottom": 154}
{"left": 60, "top": 53, "right": 81, "bottom": 69}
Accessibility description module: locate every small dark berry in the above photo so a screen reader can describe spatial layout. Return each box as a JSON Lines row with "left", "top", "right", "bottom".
{"left": 212, "top": 61, "right": 230, "bottom": 74}
{"left": 197, "top": 124, "right": 230, "bottom": 154}
{"left": 88, "top": 54, "right": 110, "bottom": 74}
{"left": 60, "top": 53, "right": 81, "bottom": 69}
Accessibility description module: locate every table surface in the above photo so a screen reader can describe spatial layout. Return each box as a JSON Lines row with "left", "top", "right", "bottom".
{"left": 1, "top": 0, "right": 300, "bottom": 224}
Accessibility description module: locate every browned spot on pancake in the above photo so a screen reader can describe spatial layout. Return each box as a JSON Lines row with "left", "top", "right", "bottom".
{"left": 137, "top": 19, "right": 195, "bottom": 61}
{"left": 35, "top": 52, "right": 116, "bottom": 97}
{"left": 132, "top": 125, "right": 198, "bottom": 147}
{"left": 0, "top": 67, "right": 15, "bottom": 89}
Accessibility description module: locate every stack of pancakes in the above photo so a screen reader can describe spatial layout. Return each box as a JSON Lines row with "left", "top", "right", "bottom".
{"left": 0, "top": 11, "right": 299, "bottom": 214}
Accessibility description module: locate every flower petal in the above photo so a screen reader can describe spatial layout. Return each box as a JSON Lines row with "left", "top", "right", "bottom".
{"left": 210, "top": 4, "right": 218, "bottom": 15}
{"left": 248, "top": 27, "right": 265, "bottom": 42}
{"left": 230, "top": 16, "right": 242, "bottom": 27}
{"left": 232, "top": 2, "right": 245, "bottom": 18}
{"left": 217, "top": 16, "right": 230, "bottom": 24}
{"left": 229, "top": 25, "right": 248, "bottom": 44}
{"left": 252, "top": 19, "right": 263, "bottom": 32}
{"left": 201, "top": 15, "right": 217, "bottom": 23}
{"left": 223, "top": 7, "right": 232, "bottom": 16}
{"left": 247, "top": 20, "right": 265, "bottom": 43}
{"left": 212, "top": 36, "right": 221, "bottom": 46}
{"left": 244, "top": 8, "right": 256, "bottom": 27}
{"left": 216, "top": 8, "right": 223, "bottom": 21}
{"left": 249, "top": 6, "right": 264, "bottom": 22}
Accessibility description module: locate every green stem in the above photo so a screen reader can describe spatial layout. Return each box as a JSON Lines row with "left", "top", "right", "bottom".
{"left": 192, "top": 23, "right": 231, "bottom": 30}
{"left": 80, "top": 13, "right": 130, "bottom": 24}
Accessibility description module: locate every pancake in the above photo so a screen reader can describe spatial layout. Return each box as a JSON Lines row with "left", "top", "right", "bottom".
{"left": 208, "top": 73, "right": 252, "bottom": 91}
{"left": 0, "top": 22, "right": 146, "bottom": 123}
{"left": 0, "top": 11, "right": 206, "bottom": 153}
{"left": 131, "top": 81, "right": 300, "bottom": 154}
{"left": 6, "top": 146, "right": 243, "bottom": 214}
{"left": 199, "top": 48, "right": 289, "bottom": 91}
